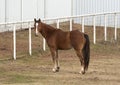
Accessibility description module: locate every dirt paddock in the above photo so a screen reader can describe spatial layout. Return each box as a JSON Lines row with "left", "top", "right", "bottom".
{"left": 0, "top": 23, "right": 120, "bottom": 85}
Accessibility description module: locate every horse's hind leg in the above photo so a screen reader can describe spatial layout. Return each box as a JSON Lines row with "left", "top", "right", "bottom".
{"left": 56, "top": 50, "right": 60, "bottom": 71}
{"left": 50, "top": 48, "right": 60, "bottom": 72}
{"left": 75, "top": 50, "right": 85, "bottom": 74}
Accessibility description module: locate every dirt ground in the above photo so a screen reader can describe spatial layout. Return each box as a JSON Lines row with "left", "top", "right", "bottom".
{"left": 0, "top": 22, "right": 120, "bottom": 85}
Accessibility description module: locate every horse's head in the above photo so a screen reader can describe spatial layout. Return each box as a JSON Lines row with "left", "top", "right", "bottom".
{"left": 34, "top": 18, "right": 42, "bottom": 36}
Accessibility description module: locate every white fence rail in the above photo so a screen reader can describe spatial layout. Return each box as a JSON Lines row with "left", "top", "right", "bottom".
{"left": 0, "top": 12, "right": 120, "bottom": 60}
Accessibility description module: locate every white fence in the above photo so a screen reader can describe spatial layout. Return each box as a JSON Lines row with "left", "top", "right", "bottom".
{"left": 0, "top": 12, "right": 120, "bottom": 60}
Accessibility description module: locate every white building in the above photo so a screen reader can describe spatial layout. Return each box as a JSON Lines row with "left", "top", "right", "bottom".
{"left": 0, "top": 0, "right": 72, "bottom": 23}
{"left": 74, "top": 0, "right": 120, "bottom": 27}
{"left": 0, "top": 0, "right": 120, "bottom": 32}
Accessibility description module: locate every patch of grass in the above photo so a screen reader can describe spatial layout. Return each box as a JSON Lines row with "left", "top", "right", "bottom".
{"left": 2, "top": 74, "right": 38, "bottom": 84}
{"left": 0, "top": 68, "right": 7, "bottom": 76}
{"left": 91, "top": 41, "right": 120, "bottom": 56}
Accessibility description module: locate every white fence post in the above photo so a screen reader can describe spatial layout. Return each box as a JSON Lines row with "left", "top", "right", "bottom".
{"left": 43, "top": 21, "right": 46, "bottom": 51}
{"left": 57, "top": 19, "right": 60, "bottom": 29}
{"left": 104, "top": 15, "right": 107, "bottom": 41}
{"left": 43, "top": 38, "right": 46, "bottom": 51}
{"left": 114, "top": 13, "right": 117, "bottom": 40}
{"left": 93, "top": 16, "right": 96, "bottom": 44}
{"left": 29, "top": 22, "right": 32, "bottom": 55}
{"left": 70, "top": 18, "right": 72, "bottom": 31}
{"left": 82, "top": 17, "right": 84, "bottom": 33}
{"left": 13, "top": 24, "right": 16, "bottom": 60}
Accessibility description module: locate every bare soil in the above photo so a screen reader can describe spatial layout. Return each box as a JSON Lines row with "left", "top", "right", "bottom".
{"left": 0, "top": 22, "right": 120, "bottom": 85}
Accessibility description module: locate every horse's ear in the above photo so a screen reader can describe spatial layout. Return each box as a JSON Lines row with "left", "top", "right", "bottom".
{"left": 34, "top": 18, "right": 36, "bottom": 22}
{"left": 38, "top": 18, "right": 41, "bottom": 22}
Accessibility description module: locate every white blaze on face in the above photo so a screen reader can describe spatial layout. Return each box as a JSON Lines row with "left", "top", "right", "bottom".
{"left": 36, "top": 23, "right": 39, "bottom": 35}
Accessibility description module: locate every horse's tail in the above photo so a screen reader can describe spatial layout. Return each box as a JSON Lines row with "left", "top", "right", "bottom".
{"left": 83, "top": 34, "right": 90, "bottom": 71}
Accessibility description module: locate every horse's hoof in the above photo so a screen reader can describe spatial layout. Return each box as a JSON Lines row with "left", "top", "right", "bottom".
{"left": 52, "top": 68, "right": 56, "bottom": 72}
{"left": 79, "top": 71, "right": 85, "bottom": 74}
{"left": 52, "top": 68, "right": 59, "bottom": 72}
{"left": 57, "top": 67, "right": 60, "bottom": 70}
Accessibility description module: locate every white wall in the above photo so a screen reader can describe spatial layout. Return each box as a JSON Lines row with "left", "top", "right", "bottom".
{"left": 6, "top": 0, "right": 21, "bottom": 22}
{"left": 0, "top": 0, "right": 5, "bottom": 32}
{"left": 45, "top": 0, "right": 71, "bottom": 18}
{"left": 22, "top": 0, "right": 37, "bottom": 21}
{"left": 0, "top": 0, "right": 5, "bottom": 22}
{"left": 74, "top": 0, "right": 120, "bottom": 15}
{"left": 37, "top": 0, "right": 45, "bottom": 19}
{"left": 0, "top": 0, "right": 120, "bottom": 32}
{"left": 0, "top": 0, "right": 71, "bottom": 32}
{"left": 0, "top": 0, "right": 71, "bottom": 23}
{"left": 74, "top": 0, "right": 120, "bottom": 27}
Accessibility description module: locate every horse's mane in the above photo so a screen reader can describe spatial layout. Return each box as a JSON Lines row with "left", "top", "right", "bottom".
{"left": 42, "top": 22, "right": 56, "bottom": 31}
{"left": 40, "top": 22, "right": 57, "bottom": 38}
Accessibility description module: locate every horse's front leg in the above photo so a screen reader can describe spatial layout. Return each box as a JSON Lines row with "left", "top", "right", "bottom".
{"left": 50, "top": 48, "right": 60, "bottom": 72}
{"left": 56, "top": 50, "right": 60, "bottom": 71}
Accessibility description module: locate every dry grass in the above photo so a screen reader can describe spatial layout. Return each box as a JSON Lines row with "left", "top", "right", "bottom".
{"left": 0, "top": 22, "right": 120, "bottom": 85}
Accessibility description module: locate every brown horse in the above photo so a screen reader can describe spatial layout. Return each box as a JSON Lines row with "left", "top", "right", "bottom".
{"left": 34, "top": 18, "right": 90, "bottom": 74}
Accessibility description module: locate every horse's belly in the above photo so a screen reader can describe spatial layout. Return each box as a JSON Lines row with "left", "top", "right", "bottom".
{"left": 57, "top": 41, "right": 72, "bottom": 50}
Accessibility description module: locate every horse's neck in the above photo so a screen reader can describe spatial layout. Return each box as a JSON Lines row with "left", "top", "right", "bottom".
{"left": 40, "top": 23, "right": 56, "bottom": 39}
